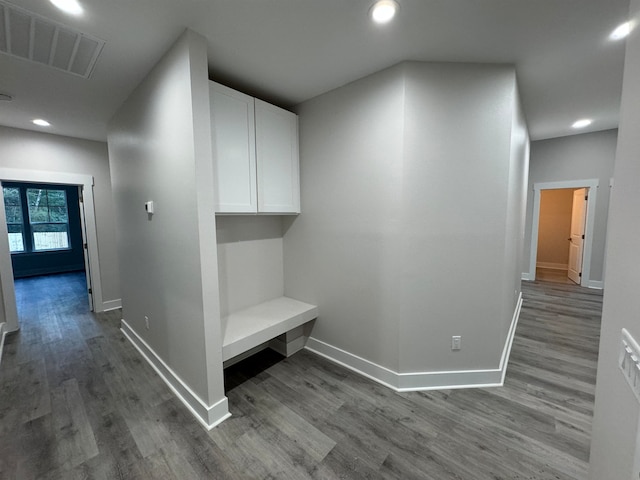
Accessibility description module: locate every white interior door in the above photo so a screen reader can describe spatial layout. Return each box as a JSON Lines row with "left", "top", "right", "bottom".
{"left": 78, "top": 186, "right": 94, "bottom": 311}
{"left": 568, "top": 188, "right": 588, "bottom": 285}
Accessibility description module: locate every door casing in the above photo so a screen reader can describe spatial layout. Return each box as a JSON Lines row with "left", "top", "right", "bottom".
{"left": 0, "top": 168, "right": 103, "bottom": 333}
{"left": 527, "top": 179, "right": 599, "bottom": 287}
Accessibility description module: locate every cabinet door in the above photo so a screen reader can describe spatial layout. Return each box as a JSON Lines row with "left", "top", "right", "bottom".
{"left": 255, "top": 99, "right": 300, "bottom": 214}
{"left": 210, "top": 82, "right": 257, "bottom": 213}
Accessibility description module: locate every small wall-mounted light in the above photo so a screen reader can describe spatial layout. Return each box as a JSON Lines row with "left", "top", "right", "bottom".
{"left": 32, "top": 118, "right": 51, "bottom": 127}
{"left": 370, "top": 0, "right": 399, "bottom": 24}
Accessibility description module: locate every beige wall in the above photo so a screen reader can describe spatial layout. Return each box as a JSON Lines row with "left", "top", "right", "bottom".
{"left": 537, "top": 189, "right": 574, "bottom": 269}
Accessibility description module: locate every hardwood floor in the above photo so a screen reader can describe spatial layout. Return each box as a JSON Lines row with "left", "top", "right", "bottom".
{"left": 535, "top": 267, "right": 577, "bottom": 285}
{"left": 0, "top": 274, "right": 602, "bottom": 479}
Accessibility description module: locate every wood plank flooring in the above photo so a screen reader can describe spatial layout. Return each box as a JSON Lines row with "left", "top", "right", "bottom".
{"left": 0, "top": 274, "right": 602, "bottom": 479}
{"left": 535, "top": 268, "right": 577, "bottom": 285}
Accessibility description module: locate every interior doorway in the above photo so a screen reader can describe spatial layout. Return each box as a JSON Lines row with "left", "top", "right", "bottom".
{"left": 535, "top": 188, "right": 588, "bottom": 285}
{"left": 528, "top": 179, "right": 599, "bottom": 287}
{"left": 0, "top": 169, "right": 104, "bottom": 334}
{"left": 2, "top": 181, "right": 93, "bottom": 309}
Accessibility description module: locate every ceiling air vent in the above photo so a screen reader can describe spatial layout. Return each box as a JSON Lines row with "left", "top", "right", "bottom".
{"left": 0, "top": 0, "right": 104, "bottom": 78}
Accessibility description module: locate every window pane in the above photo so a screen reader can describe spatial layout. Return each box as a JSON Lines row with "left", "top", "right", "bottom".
{"left": 7, "top": 224, "right": 24, "bottom": 252}
{"left": 29, "top": 206, "right": 50, "bottom": 223}
{"left": 3, "top": 187, "right": 24, "bottom": 253}
{"left": 27, "top": 188, "right": 48, "bottom": 208}
{"left": 3, "top": 187, "right": 20, "bottom": 206}
{"left": 5, "top": 206, "right": 22, "bottom": 223}
{"left": 48, "top": 206, "right": 68, "bottom": 222}
{"left": 32, "top": 223, "right": 69, "bottom": 251}
{"left": 47, "top": 190, "right": 67, "bottom": 206}
{"left": 28, "top": 189, "right": 68, "bottom": 224}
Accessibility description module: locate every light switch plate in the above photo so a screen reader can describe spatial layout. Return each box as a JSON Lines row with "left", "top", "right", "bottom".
{"left": 619, "top": 328, "right": 640, "bottom": 403}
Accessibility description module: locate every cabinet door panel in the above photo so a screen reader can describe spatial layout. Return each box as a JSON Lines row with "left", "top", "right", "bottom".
{"left": 255, "top": 99, "right": 300, "bottom": 214}
{"left": 210, "top": 82, "right": 257, "bottom": 213}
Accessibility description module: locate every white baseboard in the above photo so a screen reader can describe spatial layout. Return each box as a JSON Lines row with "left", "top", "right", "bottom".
{"left": 521, "top": 272, "right": 534, "bottom": 281}
{"left": 0, "top": 322, "right": 6, "bottom": 367}
{"left": 120, "top": 319, "right": 230, "bottom": 430}
{"left": 588, "top": 280, "right": 604, "bottom": 290}
{"left": 305, "top": 293, "right": 523, "bottom": 392}
{"left": 499, "top": 292, "right": 523, "bottom": 384}
{"left": 102, "top": 299, "right": 122, "bottom": 312}
{"left": 536, "top": 262, "right": 568, "bottom": 271}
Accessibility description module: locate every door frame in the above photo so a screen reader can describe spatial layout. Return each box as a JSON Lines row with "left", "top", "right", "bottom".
{"left": 527, "top": 179, "right": 599, "bottom": 287}
{"left": 0, "top": 168, "right": 103, "bottom": 333}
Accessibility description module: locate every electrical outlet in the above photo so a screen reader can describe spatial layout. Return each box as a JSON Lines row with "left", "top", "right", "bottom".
{"left": 145, "top": 315, "right": 150, "bottom": 330}
{"left": 452, "top": 335, "right": 461, "bottom": 351}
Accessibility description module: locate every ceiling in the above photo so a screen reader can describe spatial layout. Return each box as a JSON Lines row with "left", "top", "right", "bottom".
{"left": 0, "top": 0, "right": 631, "bottom": 142}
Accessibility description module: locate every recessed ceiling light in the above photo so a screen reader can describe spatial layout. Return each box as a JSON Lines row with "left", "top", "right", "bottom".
{"left": 572, "top": 119, "right": 592, "bottom": 129}
{"left": 370, "top": 0, "right": 399, "bottom": 24}
{"left": 610, "top": 21, "right": 633, "bottom": 40}
{"left": 33, "top": 119, "right": 51, "bottom": 127}
{"left": 50, "top": 0, "right": 83, "bottom": 16}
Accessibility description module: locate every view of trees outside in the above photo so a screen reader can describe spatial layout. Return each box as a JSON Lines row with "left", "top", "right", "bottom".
{"left": 2, "top": 187, "right": 70, "bottom": 252}
{"left": 3, "top": 187, "right": 24, "bottom": 252}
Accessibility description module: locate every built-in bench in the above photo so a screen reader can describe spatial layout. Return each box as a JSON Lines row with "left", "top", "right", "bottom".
{"left": 222, "top": 296, "right": 318, "bottom": 366}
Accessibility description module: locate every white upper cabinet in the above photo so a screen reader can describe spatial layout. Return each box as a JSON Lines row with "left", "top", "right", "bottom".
{"left": 210, "top": 82, "right": 257, "bottom": 213}
{"left": 255, "top": 99, "right": 300, "bottom": 214}
{"left": 209, "top": 82, "right": 300, "bottom": 215}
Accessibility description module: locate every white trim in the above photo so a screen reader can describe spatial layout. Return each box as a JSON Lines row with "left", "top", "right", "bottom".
{"left": 0, "top": 191, "right": 18, "bottom": 332}
{"left": 528, "top": 179, "right": 599, "bottom": 287}
{"left": 0, "top": 168, "right": 105, "bottom": 335}
{"left": 536, "top": 262, "right": 568, "bottom": 271}
{"left": 102, "top": 299, "right": 122, "bottom": 312}
{"left": 0, "top": 322, "right": 7, "bottom": 367}
{"left": 306, "top": 337, "right": 399, "bottom": 390}
{"left": 306, "top": 293, "right": 523, "bottom": 392}
{"left": 522, "top": 272, "right": 534, "bottom": 281}
{"left": 588, "top": 280, "right": 604, "bottom": 290}
{"left": 498, "top": 293, "right": 523, "bottom": 384}
{"left": 120, "top": 319, "right": 230, "bottom": 430}
{"left": 619, "top": 329, "right": 640, "bottom": 403}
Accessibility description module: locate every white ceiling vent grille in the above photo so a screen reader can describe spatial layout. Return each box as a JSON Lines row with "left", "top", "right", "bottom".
{"left": 0, "top": 0, "right": 104, "bottom": 78}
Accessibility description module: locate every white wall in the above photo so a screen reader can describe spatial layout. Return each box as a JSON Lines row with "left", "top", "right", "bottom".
{"left": 589, "top": 0, "right": 640, "bottom": 477}
{"left": 0, "top": 126, "right": 121, "bottom": 306}
{"left": 284, "top": 64, "right": 405, "bottom": 371}
{"left": 107, "top": 30, "right": 226, "bottom": 417}
{"left": 502, "top": 88, "right": 530, "bottom": 343}
{"left": 398, "top": 62, "right": 522, "bottom": 372}
{"left": 284, "top": 61, "right": 527, "bottom": 381}
{"left": 216, "top": 216, "right": 284, "bottom": 320}
{"left": 523, "top": 129, "right": 617, "bottom": 281}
